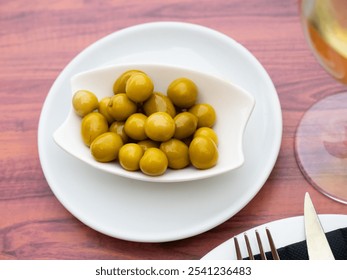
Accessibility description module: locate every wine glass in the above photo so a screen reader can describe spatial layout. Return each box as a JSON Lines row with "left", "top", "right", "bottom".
{"left": 296, "top": 0, "right": 347, "bottom": 203}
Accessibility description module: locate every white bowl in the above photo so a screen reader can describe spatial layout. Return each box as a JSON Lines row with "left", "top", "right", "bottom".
{"left": 53, "top": 64, "right": 255, "bottom": 182}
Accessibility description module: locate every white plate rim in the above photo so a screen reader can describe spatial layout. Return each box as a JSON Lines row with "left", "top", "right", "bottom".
{"left": 38, "top": 21, "right": 283, "bottom": 242}
{"left": 202, "top": 214, "right": 347, "bottom": 259}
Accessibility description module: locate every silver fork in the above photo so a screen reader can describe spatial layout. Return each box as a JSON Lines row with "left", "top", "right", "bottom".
{"left": 234, "top": 227, "right": 280, "bottom": 260}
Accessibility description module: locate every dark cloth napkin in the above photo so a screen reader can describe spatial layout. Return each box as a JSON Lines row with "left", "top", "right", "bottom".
{"left": 248, "top": 227, "right": 347, "bottom": 260}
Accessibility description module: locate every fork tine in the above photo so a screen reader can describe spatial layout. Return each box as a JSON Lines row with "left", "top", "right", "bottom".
{"left": 255, "top": 230, "right": 267, "bottom": 260}
{"left": 266, "top": 227, "right": 280, "bottom": 260}
{"left": 244, "top": 233, "right": 254, "bottom": 260}
{"left": 233, "top": 236, "right": 243, "bottom": 260}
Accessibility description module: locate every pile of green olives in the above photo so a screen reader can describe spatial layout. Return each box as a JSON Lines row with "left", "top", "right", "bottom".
{"left": 72, "top": 69, "right": 219, "bottom": 176}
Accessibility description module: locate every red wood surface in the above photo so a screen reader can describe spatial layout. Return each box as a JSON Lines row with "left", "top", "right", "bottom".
{"left": 1, "top": 0, "right": 347, "bottom": 260}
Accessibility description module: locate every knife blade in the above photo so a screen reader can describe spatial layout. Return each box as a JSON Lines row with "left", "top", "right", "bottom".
{"left": 304, "top": 192, "right": 335, "bottom": 260}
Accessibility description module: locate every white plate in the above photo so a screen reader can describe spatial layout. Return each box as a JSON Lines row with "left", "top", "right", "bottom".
{"left": 53, "top": 64, "right": 255, "bottom": 182}
{"left": 38, "top": 22, "right": 282, "bottom": 242}
{"left": 202, "top": 214, "right": 347, "bottom": 259}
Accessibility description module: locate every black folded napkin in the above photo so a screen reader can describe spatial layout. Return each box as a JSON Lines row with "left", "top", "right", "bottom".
{"left": 248, "top": 227, "right": 347, "bottom": 260}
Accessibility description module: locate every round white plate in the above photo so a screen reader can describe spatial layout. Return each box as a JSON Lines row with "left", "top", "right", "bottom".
{"left": 202, "top": 214, "right": 347, "bottom": 259}
{"left": 38, "top": 22, "right": 282, "bottom": 242}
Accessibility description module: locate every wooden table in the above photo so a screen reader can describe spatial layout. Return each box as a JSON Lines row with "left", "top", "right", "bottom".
{"left": 1, "top": 0, "right": 346, "bottom": 260}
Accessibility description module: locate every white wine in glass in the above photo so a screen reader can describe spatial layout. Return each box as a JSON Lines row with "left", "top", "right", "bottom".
{"left": 296, "top": 0, "right": 347, "bottom": 203}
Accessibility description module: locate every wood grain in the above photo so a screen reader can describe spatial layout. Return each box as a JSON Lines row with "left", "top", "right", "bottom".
{"left": 1, "top": 0, "right": 347, "bottom": 260}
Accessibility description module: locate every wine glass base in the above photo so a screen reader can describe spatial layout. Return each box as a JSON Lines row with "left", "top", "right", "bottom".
{"left": 295, "top": 92, "right": 347, "bottom": 204}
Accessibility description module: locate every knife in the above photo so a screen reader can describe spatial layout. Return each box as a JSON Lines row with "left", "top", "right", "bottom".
{"left": 304, "top": 192, "right": 335, "bottom": 260}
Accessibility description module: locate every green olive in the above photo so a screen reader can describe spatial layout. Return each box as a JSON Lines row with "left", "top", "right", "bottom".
{"left": 160, "top": 139, "right": 190, "bottom": 169}
{"left": 125, "top": 72, "right": 154, "bottom": 103}
{"left": 119, "top": 143, "right": 144, "bottom": 171}
{"left": 173, "top": 112, "right": 198, "bottom": 139}
{"left": 194, "top": 127, "right": 218, "bottom": 146}
{"left": 143, "top": 92, "right": 176, "bottom": 117}
{"left": 109, "top": 121, "right": 128, "bottom": 144}
{"left": 139, "top": 148, "right": 168, "bottom": 176}
{"left": 72, "top": 90, "right": 99, "bottom": 117}
{"left": 137, "top": 139, "right": 160, "bottom": 152}
{"left": 98, "top": 96, "right": 115, "bottom": 124}
{"left": 188, "top": 103, "right": 216, "bottom": 128}
{"left": 107, "top": 93, "right": 137, "bottom": 121}
{"left": 124, "top": 113, "right": 147, "bottom": 141}
{"left": 81, "top": 112, "right": 109, "bottom": 146}
{"left": 145, "top": 112, "right": 175, "bottom": 142}
{"left": 167, "top": 77, "right": 198, "bottom": 108}
{"left": 189, "top": 136, "right": 218, "bottom": 169}
{"left": 113, "top": 69, "right": 144, "bottom": 94}
{"left": 90, "top": 132, "right": 123, "bottom": 162}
